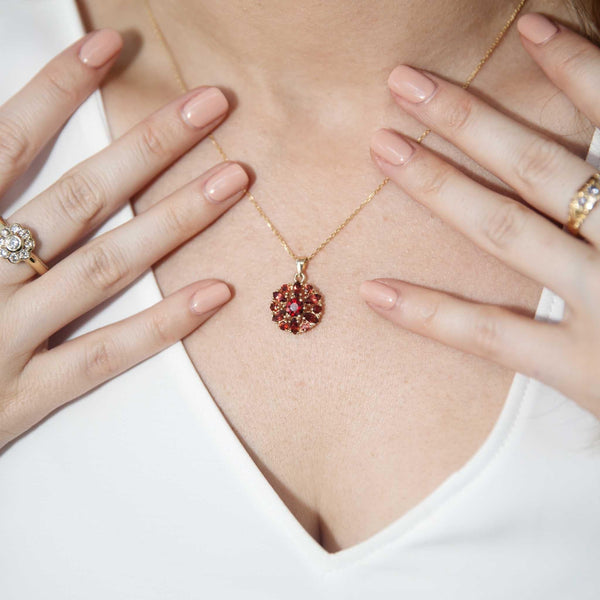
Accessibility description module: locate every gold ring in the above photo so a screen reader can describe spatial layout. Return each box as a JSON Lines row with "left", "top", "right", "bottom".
{"left": 566, "top": 172, "right": 600, "bottom": 237}
{"left": 0, "top": 216, "right": 49, "bottom": 275}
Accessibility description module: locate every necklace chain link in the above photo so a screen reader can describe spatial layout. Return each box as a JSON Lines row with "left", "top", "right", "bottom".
{"left": 143, "top": 0, "right": 527, "bottom": 263}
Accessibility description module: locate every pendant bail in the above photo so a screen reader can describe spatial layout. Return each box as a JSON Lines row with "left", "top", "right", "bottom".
{"left": 295, "top": 257, "right": 308, "bottom": 284}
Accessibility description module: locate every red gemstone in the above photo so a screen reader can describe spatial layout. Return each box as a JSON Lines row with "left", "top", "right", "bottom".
{"left": 272, "top": 280, "right": 323, "bottom": 333}
{"left": 285, "top": 297, "right": 303, "bottom": 317}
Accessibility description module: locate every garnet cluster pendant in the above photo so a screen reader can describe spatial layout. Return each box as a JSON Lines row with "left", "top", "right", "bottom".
{"left": 270, "top": 258, "right": 324, "bottom": 334}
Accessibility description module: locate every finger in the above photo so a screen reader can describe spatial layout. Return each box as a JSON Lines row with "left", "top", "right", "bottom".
{"left": 370, "top": 128, "right": 596, "bottom": 310}
{"left": 385, "top": 63, "right": 600, "bottom": 244}
{"left": 359, "top": 277, "right": 570, "bottom": 391}
{"left": 14, "top": 279, "right": 231, "bottom": 438}
{"left": 13, "top": 161, "right": 248, "bottom": 352}
{"left": 517, "top": 13, "right": 600, "bottom": 129}
{"left": 1, "top": 84, "right": 229, "bottom": 285}
{"left": 0, "top": 29, "right": 122, "bottom": 197}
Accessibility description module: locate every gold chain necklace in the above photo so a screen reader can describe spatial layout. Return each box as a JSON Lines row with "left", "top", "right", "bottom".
{"left": 143, "top": 0, "right": 527, "bottom": 334}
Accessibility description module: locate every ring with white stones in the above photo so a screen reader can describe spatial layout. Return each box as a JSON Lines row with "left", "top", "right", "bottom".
{"left": 566, "top": 172, "right": 600, "bottom": 237}
{"left": 0, "top": 216, "right": 49, "bottom": 276}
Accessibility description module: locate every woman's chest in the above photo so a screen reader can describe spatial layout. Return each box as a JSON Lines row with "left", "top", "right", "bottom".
{"left": 140, "top": 146, "right": 544, "bottom": 551}
{"left": 85, "top": 1, "right": 593, "bottom": 549}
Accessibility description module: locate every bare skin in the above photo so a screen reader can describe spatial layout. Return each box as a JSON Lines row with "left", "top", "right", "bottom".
{"left": 77, "top": 0, "right": 594, "bottom": 552}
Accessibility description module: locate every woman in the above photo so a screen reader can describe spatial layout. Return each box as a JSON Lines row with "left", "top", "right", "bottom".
{"left": 0, "top": 0, "right": 598, "bottom": 597}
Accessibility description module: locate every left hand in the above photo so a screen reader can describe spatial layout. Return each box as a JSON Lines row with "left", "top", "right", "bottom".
{"left": 359, "top": 13, "right": 600, "bottom": 419}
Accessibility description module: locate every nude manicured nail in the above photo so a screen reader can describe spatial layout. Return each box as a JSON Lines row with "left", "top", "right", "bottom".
{"left": 359, "top": 280, "right": 399, "bottom": 310}
{"left": 517, "top": 13, "right": 559, "bottom": 45}
{"left": 78, "top": 29, "right": 122, "bottom": 68}
{"left": 189, "top": 281, "right": 232, "bottom": 314}
{"left": 203, "top": 163, "right": 249, "bottom": 203}
{"left": 388, "top": 65, "right": 437, "bottom": 103}
{"left": 181, "top": 87, "right": 228, "bottom": 128}
{"left": 371, "top": 129, "right": 414, "bottom": 166}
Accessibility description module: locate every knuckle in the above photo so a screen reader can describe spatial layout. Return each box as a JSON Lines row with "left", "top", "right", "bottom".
{"left": 79, "top": 241, "right": 130, "bottom": 293}
{"left": 414, "top": 161, "right": 454, "bottom": 200}
{"left": 482, "top": 200, "right": 529, "bottom": 250}
{"left": 137, "top": 118, "right": 173, "bottom": 160}
{"left": 0, "top": 304, "right": 25, "bottom": 356}
{"left": 470, "top": 307, "right": 503, "bottom": 359}
{"left": 515, "top": 137, "right": 565, "bottom": 191}
{"left": 148, "top": 312, "right": 176, "bottom": 347}
{"left": 0, "top": 115, "right": 30, "bottom": 175}
{"left": 0, "top": 376, "right": 33, "bottom": 447}
{"left": 438, "top": 94, "right": 475, "bottom": 134}
{"left": 53, "top": 170, "right": 106, "bottom": 228}
{"left": 85, "top": 337, "right": 122, "bottom": 380}
{"left": 43, "top": 65, "right": 81, "bottom": 104}
{"left": 159, "top": 201, "right": 196, "bottom": 239}
{"left": 417, "top": 296, "right": 441, "bottom": 329}
{"left": 553, "top": 44, "right": 595, "bottom": 80}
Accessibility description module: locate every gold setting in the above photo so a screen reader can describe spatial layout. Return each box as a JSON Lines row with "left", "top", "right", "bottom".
{"left": 566, "top": 172, "right": 600, "bottom": 237}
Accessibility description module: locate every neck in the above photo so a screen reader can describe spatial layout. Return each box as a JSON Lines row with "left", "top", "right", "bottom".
{"left": 152, "top": 0, "right": 519, "bottom": 97}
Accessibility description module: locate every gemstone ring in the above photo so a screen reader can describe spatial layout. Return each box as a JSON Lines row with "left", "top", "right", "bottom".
{"left": 566, "top": 172, "right": 600, "bottom": 237}
{"left": 0, "top": 217, "right": 49, "bottom": 276}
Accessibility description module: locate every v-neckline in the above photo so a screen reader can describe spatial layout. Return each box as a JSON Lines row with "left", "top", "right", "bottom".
{"left": 87, "top": 88, "right": 600, "bottom": 576}
{"left": 166, "top": 284, "right": 559, "bottom": 571}
{"left": 137, "top": 125, "right": 599, "bottom": 569}
{"left": 88, "top": 92, "right": 599, "bottom": 574}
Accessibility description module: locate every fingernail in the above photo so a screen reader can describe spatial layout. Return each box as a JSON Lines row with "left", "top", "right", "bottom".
{"left": 181, "top": 87, "right": 228, "bottom": 128}
{"left": 203, "top": 163, "right": 249, "bottom": 203}
{"left": 388, "top": 65, "right": 437, "bottom": 103}
{"left": 359, "top": 280, "right": 399, "bottom": 310}
{"left": 517, "top": 13, "right": 559, "bottom": 45}
{"left": 189, "top": 281, "right": 231, "bottom": 314}
{"left": 78, "top": 29, "right": 122, "bottom": 68}
{"left": 371, "top": 129, "right": 414, "bottom": 166}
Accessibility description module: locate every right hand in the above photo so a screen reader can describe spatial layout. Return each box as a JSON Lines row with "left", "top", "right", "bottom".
{"left": 0, "top": 30, "right": 249, "bottom": 451}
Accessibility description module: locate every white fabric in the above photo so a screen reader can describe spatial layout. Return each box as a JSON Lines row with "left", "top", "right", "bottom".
{"left": 1, "top": 2, "right": 599, "bottom": 598}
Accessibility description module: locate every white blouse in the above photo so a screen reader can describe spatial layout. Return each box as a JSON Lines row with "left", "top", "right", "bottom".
{"left": 1, "top": 2, "right": 599, "bottom": 599}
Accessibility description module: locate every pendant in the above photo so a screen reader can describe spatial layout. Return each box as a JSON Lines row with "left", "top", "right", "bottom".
{"left": 270, "top": 258, "right": 324, "bottom": 334}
